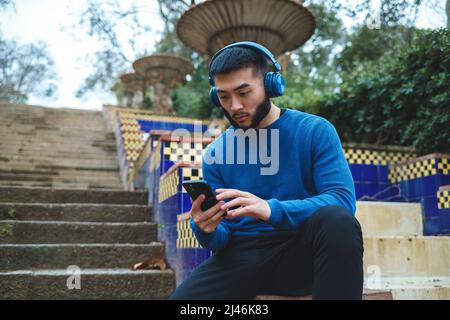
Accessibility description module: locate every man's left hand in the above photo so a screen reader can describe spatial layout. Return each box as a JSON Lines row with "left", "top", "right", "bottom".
{"left": 215, "top": 188, "right": 271, "bottom": 221}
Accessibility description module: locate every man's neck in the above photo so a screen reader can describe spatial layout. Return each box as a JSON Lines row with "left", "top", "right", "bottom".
{"left": 256, "top": 103, "right": 281, "bottom": 129}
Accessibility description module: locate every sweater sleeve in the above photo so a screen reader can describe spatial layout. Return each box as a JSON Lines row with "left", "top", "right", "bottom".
{"left": 266, "top": 118, "right": 356, "bottom": 230}
{"left": 190, "top": 143, "right": 233, "bottom": 251}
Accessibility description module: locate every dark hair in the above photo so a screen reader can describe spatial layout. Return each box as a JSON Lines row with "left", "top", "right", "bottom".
{"left": 209, "top": 46, "right": 268, "bottom": 81}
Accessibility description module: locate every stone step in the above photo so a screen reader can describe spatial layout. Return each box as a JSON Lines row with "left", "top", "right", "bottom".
{"left": 2, "top": 153, "right": 119, "bottom": 163}
{"left": 0, "top": 165, "right": 120, "bottom": 175}
{"left": 0, "top": 243, "right": 163, "bottom": 270}
{"left": 0, "top": 128, "right": 113, "bottom": 137}
{"left": 0, "top": 159, "right": 119, "bottom": 168}
{"left": 0, "top": 131, "right": 115, "bottom": 140}
{"left": 0, "top": 220, "right": 157, "bottom": 244}
{"left": 0, "top": 203, "right": 150, "bottom": 222}
{"left": 0, "top": 268, "right": 174, "bottom": 299}
{"left": 0, "top": 128, "right": 116, "bottom": 138}
{"left": 0, "top": 127, "right": 112, "bottom": 136}
{"left": 255, "top": 289, "right": 393, "bottom": 300}
{"left": 2, "top": 153, "right": 119, "bottom": 164}
{"left": 0, "top": 136, "right": 116, "bottom": 145}
{"left": 0, "top": 121, "right": 110, "bottom": 130}
{"left": 356, "top": 201, "right": 423, "bottom": 236}
{"left": 367, "top": 277, "right": 450, "bottom": 300}
{"left": 255, "top": 279, "right": 450, "bottom": 300}
{"left": 0, "top": 180, "right": 123, "bottom": 190}
{"left": 363, "top": 236, "right": 450, "bottom": 277}
{"left": 0, "top": 177, "right": 123, "bottom": 189}
{"left": 0, "top": 145, "right": 118, "bottom": 157}
{"left": 0, "top": 143, "right": 117, "bottom": 153}
{"left": 0, "top": 186, "right": 146, "bottom": 204}
{"left": 0, "top": 172, "right": 122, "bottom": 184}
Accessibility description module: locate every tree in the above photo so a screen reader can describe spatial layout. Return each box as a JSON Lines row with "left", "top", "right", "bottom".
{"left": 317, "top": 28, "right": 450, "bottom": 155}
{"left": 0, "top": 34, "right": 58, "bottom": 103}
{"left": 63, "top": 0, "right": 154, "bottom": 99}
{"left": 0, "top": 0, "right": 14, "bottom": 10}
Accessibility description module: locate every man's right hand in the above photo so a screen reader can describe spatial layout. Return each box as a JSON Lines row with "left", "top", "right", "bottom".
{"left": 190, "top": 194, "right": 226, "bottom": 234}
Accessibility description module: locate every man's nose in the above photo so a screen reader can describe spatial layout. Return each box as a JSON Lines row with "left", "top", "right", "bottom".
{"left": 230, "top": 96, "right": 243, "bottom": 112}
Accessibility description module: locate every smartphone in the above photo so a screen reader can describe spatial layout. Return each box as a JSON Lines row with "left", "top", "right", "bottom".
{"left": 182, "top": 180, "right": 225, "bottom": 214}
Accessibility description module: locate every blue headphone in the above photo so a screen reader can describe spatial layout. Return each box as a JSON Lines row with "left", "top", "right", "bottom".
{"left": 208, "top": 41, "right": 285, "bottom": 108}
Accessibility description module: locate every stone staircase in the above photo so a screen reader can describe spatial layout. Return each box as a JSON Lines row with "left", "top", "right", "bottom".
{"left": 0, "top": 103, "right": 122, "bottom": 189}
{"left": 0, "top": 186, "right": 174, "bottom": 299}
{"left": 359, "top": 201, "right": 449, "bottom": 299}
{"left": 0, "top": 103, "right": 175, "bottom": 299}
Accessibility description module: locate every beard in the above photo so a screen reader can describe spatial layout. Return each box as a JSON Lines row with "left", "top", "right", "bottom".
{"left": 222, "top": 95, "right": 272, "bottom": 130}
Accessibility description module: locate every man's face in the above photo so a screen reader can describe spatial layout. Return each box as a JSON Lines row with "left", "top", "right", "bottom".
{"left": 214, "top": 67, "right": 271, "bottom": 130}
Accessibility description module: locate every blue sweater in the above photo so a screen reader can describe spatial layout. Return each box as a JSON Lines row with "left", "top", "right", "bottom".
{"left": 190, "top": 108, "right": 356, "bottom": 251}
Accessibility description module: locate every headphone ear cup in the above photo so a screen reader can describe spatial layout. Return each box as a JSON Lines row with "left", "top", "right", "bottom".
{"left": 273, "top": 73, "right": 286, "bottom": 97}
{"left": 264, "top": 72, "right": 274, "bottom": 97}
{"left": 265, "top": 72, "right": 285, "bottom": 98}
{"left": 209, "top": 87, "right": 222, "bottom": 107}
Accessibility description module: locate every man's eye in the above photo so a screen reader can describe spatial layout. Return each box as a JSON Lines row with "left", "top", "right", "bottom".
{"left": 239, "top": 92, "right": 248, "bottom": 97}
{"left": 219, "top": 96, "right": 228, "bottom": 100}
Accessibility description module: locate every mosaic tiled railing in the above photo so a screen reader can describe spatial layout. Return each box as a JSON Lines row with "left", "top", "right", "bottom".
{"left": 109, "top": 106, "right": 210, "bottom": 189}
{"left": 389, "top": 153, "right": 450, "bottom": 235}
{"left": 342, "top": 142, "right": 416, "bottom": 202}
{"left": 103, "top": 104, "right": 211, "bottom": 133}
{"left": 438, "top": 185, "right": 450, "bottom": 235}
{"left": 158, "top": 162, "right": 211, "bottom": 286}
{"left": 131, "top": 130, "right": 172, "bottom": 190}
{"left": 148, "top": 135, "right": 214, "bottom": 208}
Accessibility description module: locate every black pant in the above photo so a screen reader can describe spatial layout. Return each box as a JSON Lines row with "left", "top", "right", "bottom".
{"left": 169, "top": 205, "right": 364, "bottom": 300}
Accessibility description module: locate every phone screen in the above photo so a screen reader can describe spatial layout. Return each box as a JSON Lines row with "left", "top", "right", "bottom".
{"left": 182, "top": 180, "right": 221, "bottom": 212}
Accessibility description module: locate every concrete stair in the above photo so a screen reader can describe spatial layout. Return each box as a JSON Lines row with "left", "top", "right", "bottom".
{"left": 0, "top": 102, "right": 176, "bottom": 299}
{"left": 256, "top": 201, "right": 450, "bottom": 300}
{"left": 356, "top": 201, "right": 450, "bottom": 300}
{"left": 0, "top": 269, "right": 174, "bottom": 299}
{"left": 0, "top": 189, "right": 175, "bottom": 299}
{"left": 0, "top": 102, "right": 123, "bottom": 190}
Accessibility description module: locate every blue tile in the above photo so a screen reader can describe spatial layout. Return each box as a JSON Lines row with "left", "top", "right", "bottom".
{"left": 421, "top": 196, "right": 439, "bottom": 217}
{"left": 377, "top": 165, "right": 389, "bottom": 183}
{"left": 362, "top": 164, "right": 378, "bottom": 183}
{"left": 350, "top": 164, "right": 363, "bottom": 182}
{"left": 440, "top": 174, "right": 450, "bottom": 186}
{"left": 375, "top": 183, "right": 398, "bottom": 200}
{"left": 196, "top": 249, "right": 212, "bottom": 264}
{"left": 399, "top": 180, "right": 410, "bottom": 199}
{"left": 422, "top": 175, "right": 438, "bottom": 197}
{"left": 362, "top": 182, "right": 379, "bottom": 197}
{"left": 439, "top": 209, "right": 450, "bottom": 234}
{"left": 437, "top": 174, "right": 450, "bottom": 188}
{"left": 181, "top": 193, "right": 192, "bottom": 213}
{"left": 423, "top": 217, "right": 441, "bottom": 236}
{"left": 408, "top": 179, "right": 422, "bottom": 199}
{"left": 354, "top": 182, "right": 364, "bottom": 200}
{"left": 179, "top": 248, "right": 197, "bottom": 269}
{"left": 161, "top": 160, "right": 174, "bottom": 173}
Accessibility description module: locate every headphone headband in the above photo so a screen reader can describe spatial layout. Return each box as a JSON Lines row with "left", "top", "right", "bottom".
{"left": 208, "top": 41, "right": 281, "bottom": 86}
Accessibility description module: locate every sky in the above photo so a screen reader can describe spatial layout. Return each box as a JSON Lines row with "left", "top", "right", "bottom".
{"left": 0, "top": 0, "right": 447, "bottom": 111}
{"left": 0, "top": 0, "right": 164, "bottom": 110}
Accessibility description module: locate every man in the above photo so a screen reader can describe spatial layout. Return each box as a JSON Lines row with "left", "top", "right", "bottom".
{"left": 169, "top": 42, "right": 363, "bottom": 300}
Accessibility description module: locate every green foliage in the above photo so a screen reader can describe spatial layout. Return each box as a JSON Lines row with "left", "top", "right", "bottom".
{"left": 273, "top": 1, "right": 346, "bottom": 115}
{"left": 7, "top": 208, "right": 16, "bottom": 219}
{"left": 0, "top": 33, "right": 58, "bottom": 103}
{"left": 316, "top": 28, "right": 450, "bottom": 155}
{"left": 0, "top": 223, "right": 13, "bottom": 242}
